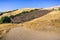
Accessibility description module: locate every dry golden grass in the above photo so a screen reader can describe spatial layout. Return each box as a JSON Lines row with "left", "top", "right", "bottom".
{"left": 0, "top": 8, "right": 39, "bottom": 19}
{"left": 22, "top": 10, "right": 60, "bottom": 32}
{"left": 0, "top": 24, "right": 18, "bottom": 29}
{"left": 0, "top": 23, "right": 23, "bottom": 39}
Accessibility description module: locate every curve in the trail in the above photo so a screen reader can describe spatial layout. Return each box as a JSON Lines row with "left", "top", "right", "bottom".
{"left": 3, "top": 27, "right": 60, "bottom": 40}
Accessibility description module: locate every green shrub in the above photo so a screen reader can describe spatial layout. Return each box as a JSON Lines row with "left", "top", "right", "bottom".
{"left": 58, "top": 7, "right": 60, "bottom": 10}
{"left": 52, "top": 8, "right": 55, "bottom": 10}
{"left": 30, "top": 9, "right": 39, "bottom": 12}
{"left": 34, "top": 9, "right": 39, "bottom": 10}
{"left": 22, "top": 11, "right": 29, "bottom": 13}
{"left": 0, "top": 16, "right": 11, "bottom": 23}
{"left": 9, "top": 15, "right": 14, "bottom": 18}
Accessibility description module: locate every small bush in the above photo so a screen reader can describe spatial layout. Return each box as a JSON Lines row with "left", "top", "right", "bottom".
{"left": 34, "top": 9, "right": 39, "bottom": 10}
{"left": 30, "top": 9, "right": 39, "bottom": 12}
{"left": 22, "top": 11, "right": 29, "bottom": 13}
{"left": 9, "top": 15, "right": 14, "bottom": 18}
{"left": 30, "top": 10, "right": 34, "bottom": 12}
{"left": 52, "top": 8, "right": 55, "bottom": 10}
{"left": 20, "top": 11, "right": 29, "bottom": 15}
{"left": 0, "top": 16, "right": 11, "bottom": 23}
{"left": 58, "top": 7, "right": 60, "bottom": 10}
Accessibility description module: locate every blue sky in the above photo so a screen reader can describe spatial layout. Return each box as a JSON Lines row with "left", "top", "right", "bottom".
{"left": 0, "top": 0, "right": 60, "bottom": 12}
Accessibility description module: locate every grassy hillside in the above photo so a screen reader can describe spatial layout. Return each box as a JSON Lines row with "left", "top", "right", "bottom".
{"left": 0, "top": 8, "right": 40, "bottom": 39}
{"left": 22, "top": 10, "right": 60, "bottom": 32}
{"left": 11, "top": 10, "right": 52, "bottom": 23}
{"left": 0, "top": 8, "right": 39, "bottom": 17}
{"left": 0, "top": 8, "right": 40, "bottom": 23}
{"left": 0, "top": 8, "right": 60, "bottom": 39}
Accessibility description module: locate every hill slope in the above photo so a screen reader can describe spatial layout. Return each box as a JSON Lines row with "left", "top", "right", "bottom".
{"left": 0, "top": 8, "right": 60, "bottom": 39}
{"left": 0, "top": 8, "right": 39, "bottom": 19}
{"left": 22, "top": 10, "right": 60, "bottom": 32}
{"left": 11, "top": 10, "right": 52, "bottom": 23}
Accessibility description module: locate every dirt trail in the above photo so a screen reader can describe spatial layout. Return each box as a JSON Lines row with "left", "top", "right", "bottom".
{"left": 2, "top": 27, "right": 60, "bottom": 40}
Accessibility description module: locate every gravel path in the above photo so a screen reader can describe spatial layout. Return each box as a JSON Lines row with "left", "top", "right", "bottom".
{"left": 2, "top": 27, "right": 60, "bottom": 40}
